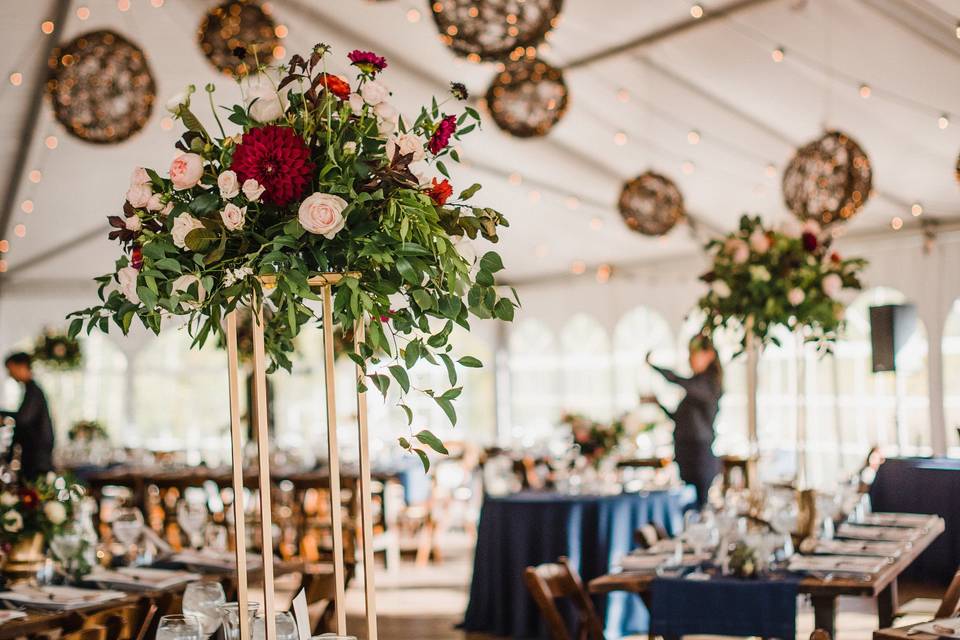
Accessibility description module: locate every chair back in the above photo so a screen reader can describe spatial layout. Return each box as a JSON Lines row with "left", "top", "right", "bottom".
{"left": 633, "top": 524, "right": 660, "bottom": 550}
{"left": 64, "top": 627, "right": 108, "bottom": 640}
{"left": 935, "top": 567, "right": 960, "bottom": 618}
{"left": 84, "top": 604, "right": 141, "bottom": 640}
{"left": 523, "top": 557, "right": 604, "bottom": 640}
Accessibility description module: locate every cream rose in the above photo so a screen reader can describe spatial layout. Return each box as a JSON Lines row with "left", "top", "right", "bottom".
{"left": 146, "top": 194, "right": 164, "bottom": 212}
{"left": 117, "top": 266, "right": 140, "bottom": 304}
{"left": 217, "top": 170, "right": 240, "bottom": 199}
{"left": 711, "top": 280, "right": 731, "bottom": 298}
{"left": 348, "top": 93, "right": 364, "bottom": 115}
{"left": 385, "top": 133, "right": 425, "bottom": 163}
{"left": 242, "top": 179, "right": 265, "bottom": 203}
{"left": 220, "top": 203, "right": 247, "bottom": 231}
{"left": 130, "top": 166, "right": 150, "bottom": 187}
{"left": 172, "top": 274, "right": 207, "bottom": 310}
{"left": 749, "top": 229, "right": 771, "bottom": 254}
{"left": 822, "top": 273, "right": 843, "bottom": 297}
{"left": 160, "top": 202, "right": 174, "bottom": 217}
{"left": 126, "top": 183, "right": 152, "bottom": 209}
{"left": 298, "top": 193, "right": 347, "bottom": 239}
{"left": 3, "top": 511, "right": 23, "bottom": 533}
{"left": 171, "top": 213, "right": 205, "bottom": 249}
{"left": 43, "top": 501, "right": 67, "bottom": 525}
{"left": 169, "top": 153, "right": 204, "bottom": 190}
{"left": 0, "top": 492, "right": 17, "bottom": 507}
{"left": 787, "top": 288, "right": 806, "bottom": 306}
{"left": 360, "top": 79, "right": 389, "bottom": 106}
{"left": 243, "top": 74, "right": 288, "bottom": 122}
{"left": 124, "top": 215, "right": 142, "bottom": 232}
{"left": 342, "top": 141, "right": 357, "bottom": 155}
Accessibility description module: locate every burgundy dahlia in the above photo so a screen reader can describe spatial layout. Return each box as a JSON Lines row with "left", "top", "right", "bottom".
{"left": 131, "top": 246, "right": 143, "bottom": 271}
{"left": 230, "top": 125, "right": 315, "bottom": 207}
{"left": 428, "top": 114, "right": 457, "bottom": 155}
{"left": 348, "top": 50, "right": 387, "bottom": 75}
{"left": 801, "top": 231, "right": 818, "bottom": 252}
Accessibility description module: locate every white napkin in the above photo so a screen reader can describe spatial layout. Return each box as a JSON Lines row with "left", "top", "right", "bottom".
{"left": 788, "top": 554, "right": 888, "bottom": 574}
{"left": 0, "top": 610, "right": 27, "bottom": 623}
{"left": 909, "top": 618, "right": 960, "bottom": 638}
{"left": 88, "top": 567, "right": 201, "bottom": 589}
{"left": 0, "top": 585, "right": 126, "bottom": 610}
{"left": 170, "top": 549, "right": 262, "bottom": 570}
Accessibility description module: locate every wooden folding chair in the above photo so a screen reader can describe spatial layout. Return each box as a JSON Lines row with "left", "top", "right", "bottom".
{"left": 63, "top": 627, "right": 108, "bottom": 640}
{"left": 523, "top": 556, "right": 605, "bottom": 640}
{"left": 935, "top": 567, "right": 960, "bottom": 618}
{"left": 84, "top": 604, "right": 142, "bottom": 640}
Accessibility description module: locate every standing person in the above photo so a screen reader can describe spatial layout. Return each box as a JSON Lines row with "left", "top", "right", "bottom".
{"left": 643, "top": 335, "right": 723, "bottom": 509}
{"left": 1, "top": 352, "right": 55, "bottom": 480}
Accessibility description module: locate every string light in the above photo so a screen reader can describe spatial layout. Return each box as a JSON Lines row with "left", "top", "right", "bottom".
{"left": 565, "top": 196, "right": 579, "bottom": 209}
{"left": 20, "top": 200, "right": 33, "bottom": 214}
{"left": 45, "top": 136, "right": 58, "bottom": 149}
{"left": 28, "top": 170, "right": 41, "bottom": 183}
{"left": 528, "top": 190, "right": 541, "bottom": 202}
{"left": 570, "top": 260, "right": 586, "bottom": 275}
{"left": 117, "top": 0, "right": 130, "bottom": 11}
{"left": 534, "top": 244, "right": 548, "bottom": 258}
{"left": 765, "top": 163, "right": 777, "bottom": 177}
{"left": 508, "top": 172, "right": 522, "bottom": 185}
{"left": 687, "top": 129, "right": 700, "bottom": 144}
{"left": 150, "top": 0, "right": 164, "bottom": 6}
{"left": 406, "top": 8, "right": 421, "bottom": 23}
{"left": 613, "top": 131, "right": 628, "bottom": 145}
{"left": 858, "top": 84, "right": 871, "bottom": 98}
{"left": 0, "top": 240, "right": 8, "bottom": 253}
{"left": 9, "top": 73, "right": 22, "bottom": 86}
{"left": 160, "top": 117, "right": 174, "bottom": 130}
{"left": 589, "top": 217, "right": 603, "bottom": 230}
{"left": 690, "top": 4, "right": 704, "bottom": 19}
{"left": 596, "top": 264, "right": 612, "bottom": 283}
{"left": 274, "top": 24, "right": 288, "bottom": 38}
{"left": 891, "top": 217, "right": 903, "bottom": 230}
{"left": 911, "top": 203, "right": 923, "bottom": 217}
{"left": 681, "top": 160, "right": 695, "bottom": 174}
{"left": 938, "top": 114, "right": 950, "bottom": 129}
{"left": 13, "top": 224, "right": 26, "bottom": 238}
{"left": 616, "top": 88, "right": 630, "bottom": 103}
{"left": 0, "top": 261, "right": 7, "bottom": 274}
{"left": 771, "top": 46, "right": 785, "bottom": 62}
{"left": 76, "top": 6, "right": 90, "bottom": 20}
{"left": 273, "top": 45, "right": 286, "bottom": 59}
{"left": 41, "top": 20, "right": 55, "bottom": 34}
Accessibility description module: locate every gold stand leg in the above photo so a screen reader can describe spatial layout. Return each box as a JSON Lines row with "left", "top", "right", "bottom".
{"left": 251, "top": 303, "right": 277, "bottom": 640}
{"left": 353, "top": 320, "right": 378, "bottom": 640}
{"left": 321, "top": 285, "right": 348, "bottom": 635}
{"left": 225, "top": 311, "right": 251, "bottom": 640}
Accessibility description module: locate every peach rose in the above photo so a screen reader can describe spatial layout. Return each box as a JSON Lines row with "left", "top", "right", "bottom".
{"left": 146, "top": 193, "right": 164, "bottom": 212}
{"left": 169, "top": 153, "right": 204, "bottom": 190}
{"left": 298, "top": 192, "right": 347, "bottom": 239}
{"left": 242, "top": 179, "right": 265, "bottom": 203}
{"left": 385, "top": 132, "right": 425, "bottom": 163}
{"left": 217, "top": 170, "right": 240, "bottom": 199}
{"left": 220, "top": 203, "right": 246, "bottom": 231}
{"left": 126, "top": 183, "right": 152, "bottom": 209}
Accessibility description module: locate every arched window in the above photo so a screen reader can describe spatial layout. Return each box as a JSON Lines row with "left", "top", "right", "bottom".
{"left": 560, "top": 314, "right": 613, "bottom": 420}
{"left": 612, "top": 306, "right": 677, "bottom": 421}
{"left": 507, "top": 319, "right": 561, "bottom": 443}
{"left": 942, "top": 299, "right": 960, "bottom": 455}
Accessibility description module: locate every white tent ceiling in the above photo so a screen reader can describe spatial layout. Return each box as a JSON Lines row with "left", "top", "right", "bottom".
{"left": 0, "top": 0, "right": 958, "bottom": 294}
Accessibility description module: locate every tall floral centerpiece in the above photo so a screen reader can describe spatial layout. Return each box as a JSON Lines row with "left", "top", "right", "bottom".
{"left": 698, "top": 214, "right": 866, "bottom": 484}
{"left": 32, "top": 329, "right": 82, "bottom": 371}
{"left": 68, "top": 44, "right": 517, "bottom": 465}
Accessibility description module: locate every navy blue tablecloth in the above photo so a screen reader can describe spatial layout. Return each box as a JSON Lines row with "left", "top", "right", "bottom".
{"left": 650, "top": 575, "right": 799, "bottom": 639}
{"left": 461, "top": 488, "right": 693, "bottom": 639}
{"left": 869, "top": 457, "right": 960, "bottom": 585}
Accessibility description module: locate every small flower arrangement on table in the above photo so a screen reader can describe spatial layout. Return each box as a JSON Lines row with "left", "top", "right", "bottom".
{"left": 67, "top": 44, "right": 517, "bottom": 466}
{"left": 31, "top": 329, "right": 82, "bottom": 371}
{"left": 0, "top": 473, "right": 84, "bottom": 547}
{"left": 698, "top": 215, "right": 866, "bottom": 350}
{"left": 561, "top": 413, "right": 627, "bottom": 464}
{"left": 67, "top": 420, "right": 109, "bottom": 442}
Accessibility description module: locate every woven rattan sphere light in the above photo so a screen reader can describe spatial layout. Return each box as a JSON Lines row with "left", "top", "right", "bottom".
{"left": 430, "top": 0, "right": 563, "bottom": 62}
{"left": 47, "top": 30, "right": 156, "bottom": 144}
{"left": 782, "top": 130, "right": 872, "bottom": 226}
{"left": 485, "top": 58, "right": 568, "bottom": 138}
{"left": 198, "top": 0, "right": 278, "bottom": 75}
{"left": 617, "top": 172, "right": 685, "bottom": 236}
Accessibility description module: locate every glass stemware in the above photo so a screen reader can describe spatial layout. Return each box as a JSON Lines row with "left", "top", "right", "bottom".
{"left": 157, "top": 614, "right": 202, "bottom": 640}
{"left": 218, "top": 602, "right": 260, "bottom": 640}
{"left": 177, "top": 498, "right": 209, "bottom": 550}
{"left": 111, "top": 506, "right": 144, "bottom": 564}
{"left": 252, "top": 611, "right": 299, "bottom": 640}
{"left": 182, "top": 581, "right": 227, "bottom": 638}
{"left": 49, "top": 521, "right": 85, "bottom": 580}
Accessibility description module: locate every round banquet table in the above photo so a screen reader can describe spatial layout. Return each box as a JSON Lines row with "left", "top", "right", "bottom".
{"left": 461, "top": 487, "right": 694, "bottom": 639}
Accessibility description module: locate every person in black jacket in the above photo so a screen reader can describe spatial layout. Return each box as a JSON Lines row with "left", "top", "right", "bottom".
{"left": 2, "top": 352, "right": 55, "bottom": 480}
{"left": 643, "top": 335, "right": 723, "bottom": 509}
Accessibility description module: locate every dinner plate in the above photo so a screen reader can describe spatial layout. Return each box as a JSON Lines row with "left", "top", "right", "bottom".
{"left": 0, "top": 586, "right": 126, "bottom": 610}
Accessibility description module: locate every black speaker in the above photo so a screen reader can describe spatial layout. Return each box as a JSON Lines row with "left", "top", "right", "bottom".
{"left": 869, "top": 304, "right": 917, "bottom": 372}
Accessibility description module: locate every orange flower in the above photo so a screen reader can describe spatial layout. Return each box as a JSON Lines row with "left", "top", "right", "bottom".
{"left": 317, "top": 73, "right": 351, "bottom": 100}
{"left": 428, "top": 178, "right": 453, "bottom": 205}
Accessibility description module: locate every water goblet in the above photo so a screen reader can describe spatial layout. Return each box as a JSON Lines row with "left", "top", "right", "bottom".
{"left": 252, "top": 611, "right": 299, "bottom": 640}
{"left": 218, "top": 601, "right": 260, "bottom": 640}
{"left": 177, "top": 499, "right": 209, "bottom": 550}
{"left": 182, "top": 581, "right": 227, "bottom": 638}
{"left": 111, "top": 506, "right": 144, "bottom": 565}
{"left": 157, "top": 614, "right": 201, "bottom": 640}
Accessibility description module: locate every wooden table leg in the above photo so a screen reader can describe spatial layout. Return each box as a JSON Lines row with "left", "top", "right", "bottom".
{"left": 811, "top": 595, "right": 837, "bottom": 637}
{"left": 878, "top": 578, "right": 899, "bottom": 628}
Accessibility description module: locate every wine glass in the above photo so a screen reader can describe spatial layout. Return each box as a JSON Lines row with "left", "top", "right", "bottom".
{"left": 218, "top": 602, "right": 260, "bottom": 640}
{"left": 157, "top": 615, "right": 201, "bottom": 640}
{"left": 182, "top": 581, "right": 227, "bottom": 638}
{"left": 177, "top": 498, "right": 208, "bottom": 550}
{"left": 252, "top": 612, "right": 298, "bottom": 640}
{"left": 112, "top": 507, "right": 144, "bottom": 564}
{"left": 49, "top": 521, "right": 84, "bottom": 578}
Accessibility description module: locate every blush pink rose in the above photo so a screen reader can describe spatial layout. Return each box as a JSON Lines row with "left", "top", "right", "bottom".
{"left": 787, "top": 288, "right": 805, "bottom": 306}
{"left": 117, "top": 266, "right": 140, "bottom": 304}
{"left": 749, "top": 229, "right": 771, "bottom": 254}
{"left": 217, "top": 170, "right": 240, "bottom": 199}
{"left": 242, "top": 179, "right": 265, "bottom": 203}
{"left": 130, "top": 167, "right": 150, "bottom": 187}
{"left": 169, "top": 153, "right": 204, "bottom": 190}
{"left": 822, "top": 273, "right": 843, "bottom": 297}
{"left": 126, "top": 183, "right": 152, "bottom": 208}
{"left": 220, "top": 203, "right": 246, "bottom": 231}
{"left": 298, "top": 192, "right": 347, "bottom": 239}
{"left": 171, "top": 213, "right": 205, "bottom": 249}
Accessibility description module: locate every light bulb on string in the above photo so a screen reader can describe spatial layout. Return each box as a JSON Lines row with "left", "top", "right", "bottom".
{"left": 616, "top": 88, "right": 630, "bottom": 103}
{"left": 858, "top": 84, "right": 871, "bottom": 99}
{"left": 911, "top": 203, "right": 923, "bottom": 217}
{"left": 28, "top": 170, "right": 41, "bottom": 183}
{"left": 613, "top": 131, "right": 627, "bottom": 146}
{"left": 76, "top": 6, "right": 90, "bottom": 20}
{"left": 20, "top": 200, "right": 33, "bottom": 214}
{"left": 687, "top": 129, "right": 700, "bottom": 144}
{"left": 9, "top": 73, "right": 22, "bottom": 86}
{"left": 891, "top": 217, "right": 903, "bottom": 231}
{"left": 45, "top": 136, "right": 58, "bottom": 149}
{"left": 938, "top": 114, "right": 949, "bottom": 129}
{"left": 681, "top": 160, "right": 695, "bottom": 175}
{"left": 0, "top": 240, "right": 8, "bottom": 253}
{"left": 0, "top": 260, "right": 7, "bottom": 274}
{"left": 565, "top": 196, "right": 579, "bottom": 209}
{"left": 508, "top": 172, "right": 522, "bottom": 186}
{"left": 570, "top": 260, "right": 586, "bottom": 275}
{"left": 690, "top": 4, "right": 704, "bottom": 19}
{"left": 765, "top": 163, "right": 777, "bottom": 177}
{"left": 590, "top": 217, "right": 603, "bottom": 230}
{"left": 406, "top": 8, "right": 421, "bottom": 23}
{"left": 771, "top": 46, "right": 785, "bottom": 62}
{"left": 40, "top": 21, "right": 55, "bottom": 34}
{"left": 13, "top": 224, "right": 26, "bottom": 238}
{"left": 534, "top": 244, "right": 548, "bottom": 258}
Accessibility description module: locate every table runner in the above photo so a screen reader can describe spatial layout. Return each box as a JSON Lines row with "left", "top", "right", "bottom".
{"left": 650, "top": 574, "right": 800, "bottom": 639}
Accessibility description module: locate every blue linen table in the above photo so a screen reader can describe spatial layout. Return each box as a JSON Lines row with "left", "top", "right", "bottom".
{"left": 869, "top": 457, "right": 960, "bottom": 585}
{"left": 461, "top": 488, "right": 693, "bottom": 639}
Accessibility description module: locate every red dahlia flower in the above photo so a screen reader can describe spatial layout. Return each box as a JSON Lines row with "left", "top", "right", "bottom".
{"left": 231, "top": 125, "right": 315, "bottom": 207}
{"left": 19, "top": 488, "right": 38, "bottom": 509}
{"left": 348, "top": 50, "right": 387, "bottom": 75}
{"left": 428, "top": 178, "right": 453, "bottom": 205}
{"left": 802, "top": 231, "right": 818, "bottom": 252}
{"left": 317, "top": 73, "right": 351, "bottom": 100}
{"left": 428, "top": 115, "right": 457, "bottom": 154}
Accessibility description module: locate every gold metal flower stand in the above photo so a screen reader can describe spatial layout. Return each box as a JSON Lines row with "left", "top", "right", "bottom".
{"left": 224, "top": 273, "right": 378, "bottom": 640}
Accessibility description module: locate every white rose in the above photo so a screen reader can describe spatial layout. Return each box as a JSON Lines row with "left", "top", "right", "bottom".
{"left": 375, "top": 101, "right": 398, "bottom": 124}
{"left": 172, "top": 274, "right": 207, "bottom": 310}
{"left": 242, "top": 179, "right": 265, "bottom": 203}
{"left": 749, "top": 229, "right": 771, "bottom": 254}
{"left": 3, "top": 511, "right": 23, "bottom": 533}
{"left": 385, "top": 133, "right": 426, "bottom": 163}
{"left": 130, "top": 167, "right": 150, "bottom": 187}
{"left": 217, "top": 170, "right": 240, "bottom": 199}
{"left": 0, "top": 492, "right": 17, "bottom": 507}
{"left": 126, "top": 183, "right": 152, "bottom": 209}
{"left": 343, "top": 141, "right": 357, "bottom": 155}
{"left": 220, "top": 203, "right": 246, "bottom": 231}
{"left": 118, "top": 266, "right": 140, "bottom": 304}
{"left": 124, "top": 215, "right": 142, "bottom": 232}
{"left": 348, "top": 93, "right": 364, "bottom": 115}
{"left": 711, "top": 280, "right": 731, "bottom": 298}
{"left": 451, "top": 235, "right": 476, "bottom": 265}
{"left": 171, "top": 213, "right": 205, "bottom": 249}
{"left": 146, "top": 194, "right": 164, "bottom": 212}
{"left": 787, "top": 287, "right": 806, "bottom": 306}
{"left": 243, "top": 74, "right": 288, "bottom": 122}
{"left": 360, "top": 79, "right": 389, "bottom": 106}
{"left": 165, "top": 85, "right": 193, "bottom": 114}
{"left": 43, "top": 501, "right": 67, "bottom": 525}
{"left": 298, "top": 192, "right": 347, "bottom": 239}
{"left": 377, "top": 117, "right": 396, "bottom": 135}
{"left": 822, "top": 273, "right": 843, "bottom": 297}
